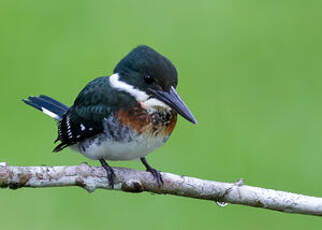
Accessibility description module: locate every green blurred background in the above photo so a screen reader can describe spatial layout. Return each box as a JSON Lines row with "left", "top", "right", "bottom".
{"left": 1, "top": 0, "right": 322, "bottom": 229}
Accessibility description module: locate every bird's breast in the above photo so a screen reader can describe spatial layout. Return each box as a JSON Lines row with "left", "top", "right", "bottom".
{"left": 77, "top": 104, "right": 177, "bottom": 161}
{"left": 116, "top": 104, "right": 177, "bottom": 137}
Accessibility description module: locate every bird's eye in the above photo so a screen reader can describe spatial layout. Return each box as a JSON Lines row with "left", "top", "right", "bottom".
{"left": 144, "top": 75, "right": 154, "bottom": 84}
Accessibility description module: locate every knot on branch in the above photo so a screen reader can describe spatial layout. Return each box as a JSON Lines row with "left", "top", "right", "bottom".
{"left": 121, "top": 179, "right": 144, "bottom": 193}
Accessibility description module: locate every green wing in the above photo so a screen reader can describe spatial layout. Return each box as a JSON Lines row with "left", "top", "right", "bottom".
{"left": 54, "top": 77, "right": 115, "bottom": 151}
{"left": 73, "top": 76, "right": 114, "bottom": 121}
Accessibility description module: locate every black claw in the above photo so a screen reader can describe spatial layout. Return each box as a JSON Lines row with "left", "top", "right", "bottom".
{"left": 147, "top": 168, "right": 163, "bottom": 186}
{"left": 140, "top": 157, "right": 163, "bottom": 187}
{"left": 99, "top": 159, "right": 115, "bottom": 188}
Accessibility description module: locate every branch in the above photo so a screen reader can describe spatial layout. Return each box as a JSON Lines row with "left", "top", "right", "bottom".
{"left": 0, "top": 162, "right": 321, "bottom": 217}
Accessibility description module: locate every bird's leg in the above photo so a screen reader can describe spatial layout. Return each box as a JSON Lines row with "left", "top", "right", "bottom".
{"left": 140, "top": 157, "right": 163, "bottom": 186}
{"left": 99, "top": 159, "right": 115, "bottom": 188}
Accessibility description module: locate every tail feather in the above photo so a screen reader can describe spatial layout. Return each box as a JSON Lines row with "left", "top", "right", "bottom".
{"left": 23, "top": 95, "right": 69, "bottom": 120}
{"left": 39, "top": 95, "right": 69, "bottom": 111}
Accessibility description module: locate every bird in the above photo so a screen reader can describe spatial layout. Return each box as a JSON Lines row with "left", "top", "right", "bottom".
{"left": 23, "top": 45, "right": 197, "bottom": 187}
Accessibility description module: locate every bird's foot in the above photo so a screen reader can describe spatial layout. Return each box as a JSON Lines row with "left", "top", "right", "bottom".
{"left": 105, "top": 167, "right": 115, "bottom": 188}
{"left": 99, "top": 159, "right": 115, "bottom": 188}
{"left": 146, "top": 167, "right": 163, "bottom": 187}
{"left": 140, "top": 157, "right": 163, "bottom": 187}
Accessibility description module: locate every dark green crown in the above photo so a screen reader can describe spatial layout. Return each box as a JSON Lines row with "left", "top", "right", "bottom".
{"left": 114, "top": 45, "right": 178, "bottom": 92}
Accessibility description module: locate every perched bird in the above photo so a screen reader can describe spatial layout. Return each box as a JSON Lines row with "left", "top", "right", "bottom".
{"left": 23, "top": 45, "right": 197, "bottom": 187}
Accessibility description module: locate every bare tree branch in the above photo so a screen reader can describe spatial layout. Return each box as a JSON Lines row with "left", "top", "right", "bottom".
{"left": 0, "top": 162, "right": 321, "bottom": 217}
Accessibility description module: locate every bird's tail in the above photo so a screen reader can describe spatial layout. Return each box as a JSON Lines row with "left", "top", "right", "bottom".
{"left": 23, "top": 95, "right": 69, "bottom": 121}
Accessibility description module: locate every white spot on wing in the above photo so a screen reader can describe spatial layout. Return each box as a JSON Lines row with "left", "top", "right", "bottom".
{"left": 80, "top": 123, "right": 86, "bottom": 131}
{"left": 109, "top": 73, "right": 149, "bottom": 102}
{"left": 66, "top": 115, "right": 73, "bottom": 139}
{"left": 42, "top": 108, "right": 60, "bottom": 120}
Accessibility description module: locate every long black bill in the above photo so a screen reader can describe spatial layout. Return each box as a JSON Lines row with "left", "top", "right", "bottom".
{"left": 150, "top": 86, "right": 198, "bottom": 124}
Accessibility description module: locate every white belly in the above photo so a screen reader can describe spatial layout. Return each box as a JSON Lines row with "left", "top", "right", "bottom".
{"left": 72, "top": 132, "right": 168, "bottom": 161}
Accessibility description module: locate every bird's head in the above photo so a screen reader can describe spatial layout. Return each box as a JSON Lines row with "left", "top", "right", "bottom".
{"left": 111, "top": 45, "right": 197, "bottom": 124}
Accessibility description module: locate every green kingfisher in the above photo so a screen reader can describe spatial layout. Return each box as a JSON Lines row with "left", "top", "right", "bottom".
{"left": 23, "top": 45, "right": 197, "bottom": 187}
